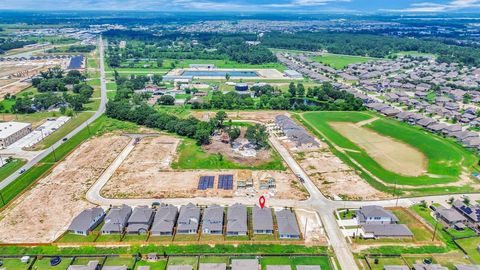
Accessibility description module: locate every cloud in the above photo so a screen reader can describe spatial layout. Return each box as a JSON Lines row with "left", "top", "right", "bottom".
{"left": 383, "top": 0, "right": 480, "bottom": 12}
{"left": 267, "top": 0, "right": 350, "bottom": 8}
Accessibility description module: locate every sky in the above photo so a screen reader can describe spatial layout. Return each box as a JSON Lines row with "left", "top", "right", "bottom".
{"left": 1, "top": 0, "right": 480, "bottom": 13}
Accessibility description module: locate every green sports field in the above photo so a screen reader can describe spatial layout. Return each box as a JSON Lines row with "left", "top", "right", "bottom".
{"left": 300, "top": 111, "right": 478, "bottom": 189}
{"left": 312, "top": 54, "right": 377, "bottom": 69}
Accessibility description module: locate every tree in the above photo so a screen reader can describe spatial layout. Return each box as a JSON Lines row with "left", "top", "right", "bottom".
{"left": 215, "top": 111, "right": 227, "bottom": 127}
{"left": 156, "top": 58, "right": 163, "bottom": 68}
{"left": 297, "top": 83, "right": 305, "bottom": 97}
{"left": 157, "top": 95, "right": 175, "bottom": 105}
{"left": 463, "top": 196, "right": 471, "bottom": 205}
{"left": 152, "top": 74, "right": 163, "bottom": 85}
{"left": 245, "top": 124, "right": 269, "bottom": 149}
{"left": 226, "top": 126, "right": 241, "bottom": 143}
{"left": 194, "top": 123, "right": 211, "bottom": 145}
{"left": 288, "top": 82, "right": 297, "bottom": 97}
{"left": 225, "top": 73, "right": 231, "bottom": 81}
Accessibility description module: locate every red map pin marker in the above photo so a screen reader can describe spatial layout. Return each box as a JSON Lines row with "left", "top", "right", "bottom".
{"left": 259, "top": 195, "right": 266, "bottom": 209}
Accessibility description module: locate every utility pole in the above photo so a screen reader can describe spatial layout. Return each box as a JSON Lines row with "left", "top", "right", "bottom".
{"left": 51, "top": 145, "right": 57, "bottom": 162}
{"left": 432, "top": 218, "right": 439, "bottom": 241}
{"left": 0, "top": 192, "right": 5, "bottom": 206}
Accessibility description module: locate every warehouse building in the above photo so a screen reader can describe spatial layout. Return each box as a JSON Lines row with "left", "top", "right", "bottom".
{"left": 0, "top": 122, "right": 32, "bottom": 148}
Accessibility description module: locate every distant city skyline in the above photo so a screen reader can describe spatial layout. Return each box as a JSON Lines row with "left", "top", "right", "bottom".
{"left": 1, "top": 0, "right": 480, "bottom": 13}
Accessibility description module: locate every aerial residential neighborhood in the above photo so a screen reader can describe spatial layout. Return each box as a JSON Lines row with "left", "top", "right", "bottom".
{"left": 1, "top": 2, "right": 480, "bottom": 270}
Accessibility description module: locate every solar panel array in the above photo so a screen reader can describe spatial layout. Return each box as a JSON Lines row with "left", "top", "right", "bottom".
{"left": 198, "top": 176, "right": 215, "bottom": 190}
{"left": 218, "top": 174, "right": 234, "bottom": 190}
{"left": 461, "top": 205, "right": 473, "bottom": 215}
{"left": 68, "top": 55, "right": 84, "bottom": 69}
{"left": 476, "top": 209, "right": 480, "bottom": 221}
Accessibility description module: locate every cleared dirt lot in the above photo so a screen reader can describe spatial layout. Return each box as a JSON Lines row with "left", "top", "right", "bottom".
{"left": 192, "top": 110, "right": 289, "bottom": 123}
{"left": 329, "top": 122, "right": 427, "bottom": 177}
{"left": 101, "top": 135, "right": 306, "bottom": 200}
{"left": 295, "top": 149, "right": 390, "bottom": 200}
{"left": 0, "top": 135, "right": 130, "bottom": 243}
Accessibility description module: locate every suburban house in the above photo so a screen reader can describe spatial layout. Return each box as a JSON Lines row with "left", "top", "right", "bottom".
{"left": 455, "top": 265, "right": 480, "bottom": 270}
{"left": 356, "top": 205, "right": 399, "bottom": 225}
{"left": 362, "top": 224, "right": 413, "bottom": 239}
{"left": 275, "top": 209, "right": 300, "bottom": 239}
{"left": 101, "top": 205, "right": 132, "bottom": 234}
{"left": 453, "top": 200, "right": 480, "bottom": 225}
{"left": 435, "top": 205, "right": 468, "bottom": 229}
{"left": 151, "top": 204, "right": 178, "bottom": 236}
{"left": 103, "top": 266, "right": 127, "bottom": 270}
{"left": 67, "top": 260, "right": 99, "bottom": 270}
{"left": 167, "top": 266, "right": 193, "bottom": 270}
{"left": 202, "top": 204, "right": 224, "bottom": 235}
{"left": 413, "top": 264, "right": 448, "bottom": 270}
{"left": 226, "top": 203, "right": 248, "bottom": 236}
{"left": 231, "top": 259, "right": 259, "bottom": 270}
{"left": 296, "top": 266, "right": 322, "bottom": 270}
{"left": 126, "top": 205, "right": 154, "bottom": 234}
{"left": 67, "top": 207, "right": 105, "bottom": 236}
{"left": 177, "top": 203, "right": 200, "bottom": 234}
{"left": 383, "top": 266, "right": 409, "bottom": 270}
{"left": 252, "top": 206, "right": 274, "bottom": 234}
{"left": 199, "top": 263, "right": 227, "bottom": 270}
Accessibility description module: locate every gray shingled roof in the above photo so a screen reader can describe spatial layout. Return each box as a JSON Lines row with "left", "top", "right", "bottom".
{"left": 435, "top": 205, "right": 466, "bottom": 224}
{"left": 167, "top": 266, "right": 193, "bottom": 270}
{"left": 199, "top": 263, "right": 227, "bottom": 270}
{"left": 356, "top": 205, "right": 399, "bottom": 223}
{"left": 413, "top": 264, "right": 448, "bottom": 270}
{"left": 151, "top": 204, "right": 178, "bottom": 234}
{"left": 275, "top": 209, "right": 300, "bottom": 237}
{"left": 68, "top": 207, "right": 104, "bottom": 232}
{"left": 363, "top": 224, "right": 413, "bottom": 237}
{"left": 252, "top": 206, "right": 274, "bottom": 232}
{"left": 177, "top": 203, "right": 200, "bottom": 232}
{"left": 383, "top": 266, "right": 409, "bottom": 270}
{"left": 128, "top": 206, "right": 154, "bottom": 224}
{"left": 202, "top": 204, "right": 224, "bottom": 233}
{"left": 227, "top": 203, "right": 247, "bottom": 234}
{"left": 296, "top": 266, "right": 321, "bottom": 270}
{"left": 101, "top": 205, "right": 132, "bottom": 233}
{"left": 267, "top": 266, "right": 291, "bottom": 270}
{"left": 455, "top": 265, "right": 480, "bottom": 270}
{"left": 231, "top": 259, "right": 259, "bottom": 270}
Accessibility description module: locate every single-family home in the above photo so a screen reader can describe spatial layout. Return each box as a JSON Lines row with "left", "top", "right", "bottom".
{"left": 226, "top": 203, "right": 248, "bottom": 236}
{"left": 151, "top": 204, "right": 178, "bottom": 236}
{"left": 199, "top": 263, "right": 227, "bottom": 270}
{"left": 435, "top": 205, "right": 468, "bottom": 229}
{"left": 267, "top": 266, "right": 291, "bottom": 270}
{"left": 275, "top": 209, "right": 300, "bottom": 239}
{"left": 362, "top": 224, "right": 413, "bottom": 239}
{"left": 413, "top": 264, "right": 448, "bottom": 270}
{"left": 126, "top": 206, "right": 154, "bottom": 234}
{"left": 67, "top": 260, "right": 99, "bottom": 270}
{"left": 455, "top": 265, "right": 480, "bottom": 270}
{"left": 296, "top": 266, "right": 322, "bottom": 270}
{"left": 68, "top": 207, "right": 105, "bottom": 236}
{"left": 101, "top": 205, "right": 132, "bottom": 234}
{"left": 177, "top": 203, "right": 200, "bottom": 234}
{"left": 384, "top": 266, "right": 409, "bottom": 270}
{"left": 231, "top": 259, "right": 259, "bottom": 270}
{"left": 252, "top": 206, "right": 274, "bottom": 234}
{"left": 167, "top": 266, "right": 193, "bottom": 270}
{"left": 356, "top": 205, "right": 399, "bottom": 225}
{"left": 202, "top": 204, "right": 224, "bottom": 235}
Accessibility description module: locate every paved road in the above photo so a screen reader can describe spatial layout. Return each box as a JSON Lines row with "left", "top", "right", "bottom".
{"left": 0, "top": 36, "right": 108, "bottom": 190}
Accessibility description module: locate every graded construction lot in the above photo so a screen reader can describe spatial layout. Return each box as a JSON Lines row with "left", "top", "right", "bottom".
{"left": 101, "top": 135, "right": 306, "bottom": 200}
{"left": 300, "top": 111, "right": 478, "bottom": 188}
{"left": 192, "top": 110, "right": 290, "bottom": 123}
{"left": 0, "top": 135, "right": 130, "bottom": 243}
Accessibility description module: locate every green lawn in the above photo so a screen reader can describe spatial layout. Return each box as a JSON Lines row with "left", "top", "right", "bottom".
{"left": 456, "top": 237, "right": 480, "bottom": 264}
{"left": 167, "top": 256, "right": 198, "bottom": 268}
{"left": 260, "top": 256, "right": 331, "bottom": 270}
{"left": 0, "top": 98, "right": 17, "bottom": 113}
{"left": 175, "top": 94, "right": 191, "bottom": 99}
{"left": 391, "top": 208, "right": 433, "bottom": 242}
{"left": 446, "top": 227, "right": 477, "bottom": 239}
{"left": 55, "top": 232, "right": 97, "bottom": 243}
{"left": 29, "top": 112, "right": 94, "bottom": 150}
{"left": 0, "top": 158, "right": 26, "bottom": 183}
{"left": 174, "top": 234, "right": 199, "bottom": 242}
{"left": 312, "top": 54, "right": 377, "bottom": 69}
{"left": 87, "top": 78, "right": 101, "bottom": 86}
{"left": 365, "top": 256, "right": 407, "bottom": 270}
{"left": 171, "top": 138, "right": 286, "bottom": 171}
{"left": 0, "top": 258, "right": 31, "bottom": 269}
{"left": 300, "top": 111, "right": 478, "bottom": 187}
{"left": 95, "top": 234, "right": 123, "bottom": 243}
{"left": 106, "top": 83, "right": 117, "bottom": 91}
{"left": 103, "top": 256, "right": 135, "bottom": 267}
{"left": 122, "top": 234, "right": 148, "bottom": 242}
{"left": 135, "top": 260, "right": 167, "bottom": 270}
{"left": 199, "top": 256, "right": 229, "bottom": 264}
{"left": 32, "top": 257, "right": 73, "bottom": 269}
{"left": 71, "top": 257, "right": 105, "bottom": 265}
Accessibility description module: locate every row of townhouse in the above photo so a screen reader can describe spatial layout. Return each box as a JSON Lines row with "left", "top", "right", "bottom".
{"left": 67, "top": 203, "right": 301, "bottom": 239}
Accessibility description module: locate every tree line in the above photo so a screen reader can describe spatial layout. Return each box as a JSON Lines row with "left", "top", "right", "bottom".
{"left": 261, "top": 31, "right": 480, "bottom": 66}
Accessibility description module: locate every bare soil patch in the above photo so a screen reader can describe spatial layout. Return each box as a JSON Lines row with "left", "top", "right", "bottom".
{"left": 0, "top": 135, "right": 130, "bottom": 243}
{"left": 192, "top": 111, "right": 289, "bottom": 123}
{"left": 329, "top": 122, "right": 427, "bottom": 177}
{"left": 101, "top": 135, "right": 306, "bottom": 200}
{"left": 296, "top": 149, "right": 390, "bottom": 200}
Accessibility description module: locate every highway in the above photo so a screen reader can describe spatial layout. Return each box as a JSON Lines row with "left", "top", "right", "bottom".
{"left": 0, "top": 36, "right": 108, "bottom": 190}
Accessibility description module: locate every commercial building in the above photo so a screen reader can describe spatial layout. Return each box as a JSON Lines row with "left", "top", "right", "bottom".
{"left": 0, "top": 122, "right": 32, "bottom": 148}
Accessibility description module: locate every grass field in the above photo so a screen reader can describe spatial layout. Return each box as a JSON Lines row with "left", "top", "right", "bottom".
{"left": 167, "top": 256, "right": 198, "bottom": 269}
{"left": 300, "top": 111, "right": 478, "bottom": 188}
{"left": 32, "top": 257, "right": 73, "bottom": 269}
{"left": 0, "top": 258, "right": 30, "bottom": 269}
{"left": 456, "top": 237, "right": 480, "bottom": 264}
{"left": 0, "top": 158, "right": 26, "bottom": 183}
{"left": 365, "top": 255, "right": 407, "bottom": 270}
{"left": 171, "top": 138, "right": 286, "bottom": 170}
{"left": 103, "top": 256, "right": 135, "bottom": 267}
{"left": 312, "top": 54, "right": 377, "bottom": 69}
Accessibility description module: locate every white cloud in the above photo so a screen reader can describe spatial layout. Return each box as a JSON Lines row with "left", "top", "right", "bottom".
{"left": 383, "top": 0, "right": 480, "bottom": 12}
